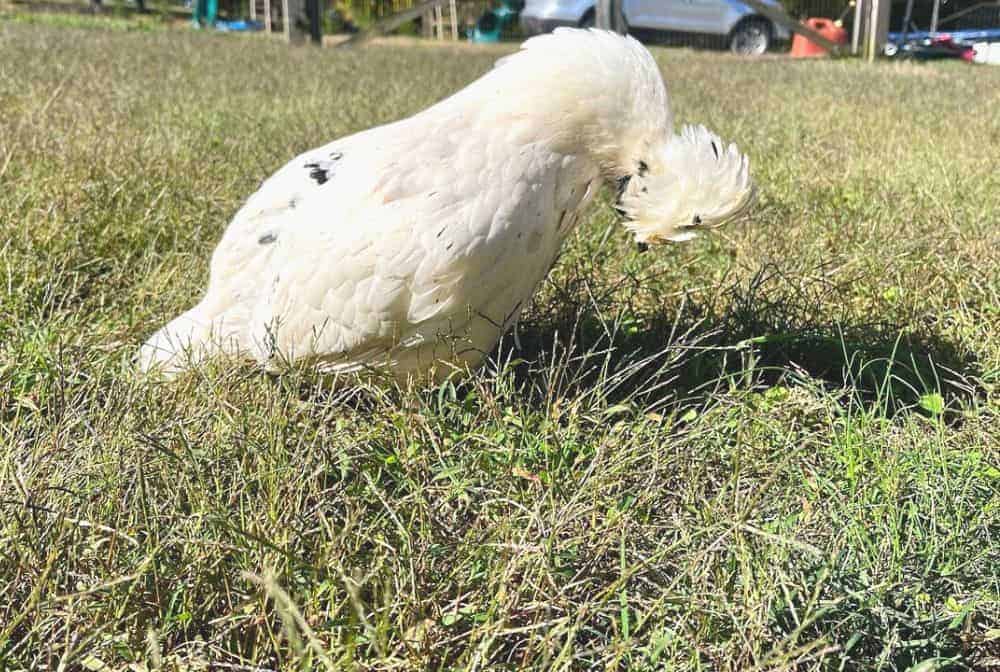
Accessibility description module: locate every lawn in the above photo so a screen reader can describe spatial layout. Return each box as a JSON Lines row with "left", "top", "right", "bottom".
{"left": 1, "top": 16, "right": 999, "bottom": 671}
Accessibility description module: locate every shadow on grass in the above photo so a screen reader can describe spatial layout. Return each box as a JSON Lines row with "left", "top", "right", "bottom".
{"left": 766, "top": 557, "right": 996, "bottom": 671}
{"left": 264, "top": 260, "right": 982, "bottom": 426}
{"left": 504, "top": 264, "right": 984, "bottom": 420}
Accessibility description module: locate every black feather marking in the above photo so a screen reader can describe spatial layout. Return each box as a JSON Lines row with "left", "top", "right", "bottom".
{"left": 616, "top": 174, "right": 631, "bottom": 198}
{"left": 638, "top": 160, "right": 649, "bottom": 177}
{"left": 614, "top": 175, "right": 632, "bottom": 216}
{"left": 692, "top": 215, "right": 703, "bottom": 225}
{"left": 330, "top": 151, "right": 343, "bottom": 160}
{"left": 636, "top": 242, "right": 649, "bottom": 253}
{"left": 710, "top": 141, "right": 719, "bottom": 159}
{"left": 305, "top": 162, "right": 329, "bottom": 185}
{"left": 258, "top": 232, "right": 277, "bottom": 245}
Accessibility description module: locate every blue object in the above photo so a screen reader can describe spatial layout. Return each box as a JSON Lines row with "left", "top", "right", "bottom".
{"left": 192, "top": 0, "right": 218, "bottom": 28}
{"left": 469, "top": 0, "right": 522, "bottom": 42}
{"left": 215, "top": 19, "right": 265, "bottom": 31}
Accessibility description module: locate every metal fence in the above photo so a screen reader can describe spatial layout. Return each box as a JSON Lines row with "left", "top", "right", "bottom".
{"left": 895, "top": 0, "right": 1000, "bottom": 32}
{"left": 329, "top": 0, "right": 859, "bottom": 48}
{"left": 328, "top": 0, "right": 853, "bottom": 49}
{"left": 31, "top": 0, "right": 992, "bottom": 53}
{"left": 386, "top": 0, "right": 997, "bottom": 53}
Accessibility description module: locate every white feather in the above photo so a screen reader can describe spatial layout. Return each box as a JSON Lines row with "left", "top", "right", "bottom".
{"left": 137, "top": 29, "right": 754, "bottom": 380}
{"left": 618, "top": 124, "right": 755, "bottom": 243}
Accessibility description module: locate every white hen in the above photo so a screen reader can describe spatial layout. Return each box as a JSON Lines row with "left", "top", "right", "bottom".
{"left": 139, "top": 28, "right": 754, "bottom": 381}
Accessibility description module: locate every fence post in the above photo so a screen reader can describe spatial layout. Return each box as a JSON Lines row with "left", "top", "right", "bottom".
{"left": 851, "top": 0, "right": 863, "bottom": 53}
{"left": 596, "top": 0, "right": 625, "bottom": 32}
{"left": 306, "top": 0, "right": 322, "bottom": 43}
{"left": 434, "top": 3, "right": 443, "bottom": 39}
{"left": 282, "top": 0, "right": 319, "bottom": 43}
{"left": 865, "top": 0, "right": 890, "bottom": 61}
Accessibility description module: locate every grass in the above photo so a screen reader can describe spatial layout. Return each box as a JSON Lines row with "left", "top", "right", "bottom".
{"left": 0, "top": 0, "right": 192, "bottom": 31}
{"left": 1, "top": 17, "right": 999, "bottom": 671}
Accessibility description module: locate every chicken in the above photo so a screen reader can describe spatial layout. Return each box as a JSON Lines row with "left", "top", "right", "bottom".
{"left": 138, "top": 28, "right": 754, "bottom": 381}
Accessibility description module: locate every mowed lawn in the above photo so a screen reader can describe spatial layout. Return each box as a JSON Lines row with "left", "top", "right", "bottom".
{"left": 1, "top": 16, "right": 999, "bottom": 671}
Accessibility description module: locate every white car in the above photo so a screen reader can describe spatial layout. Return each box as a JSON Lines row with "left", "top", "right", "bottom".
{"left": 519, "top": 0, "right": 791, "bottom": 55}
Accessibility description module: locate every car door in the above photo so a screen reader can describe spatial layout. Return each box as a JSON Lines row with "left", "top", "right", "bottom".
{"left": 623, "top": 0, "right": 687, "bottom": 31}
{"left": 623, "top": 0, "right": 730, "bottom": 34}
{"left": 682, "top": 0, "right": 733, "bottom": 34}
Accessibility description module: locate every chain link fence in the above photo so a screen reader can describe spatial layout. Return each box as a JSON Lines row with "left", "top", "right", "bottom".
{"left": 333, "top": 0, "right": 855, "bottom": 50}
{"left": 331, "top": 0, "right": 998, "bottom": 55}
{"left": 12, "top": 0, "right": 997, "bottom": 53}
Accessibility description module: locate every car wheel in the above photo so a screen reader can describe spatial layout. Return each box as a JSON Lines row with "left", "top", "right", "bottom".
{"left": 730, "top": 19, "right": 771, "bottom": 56}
